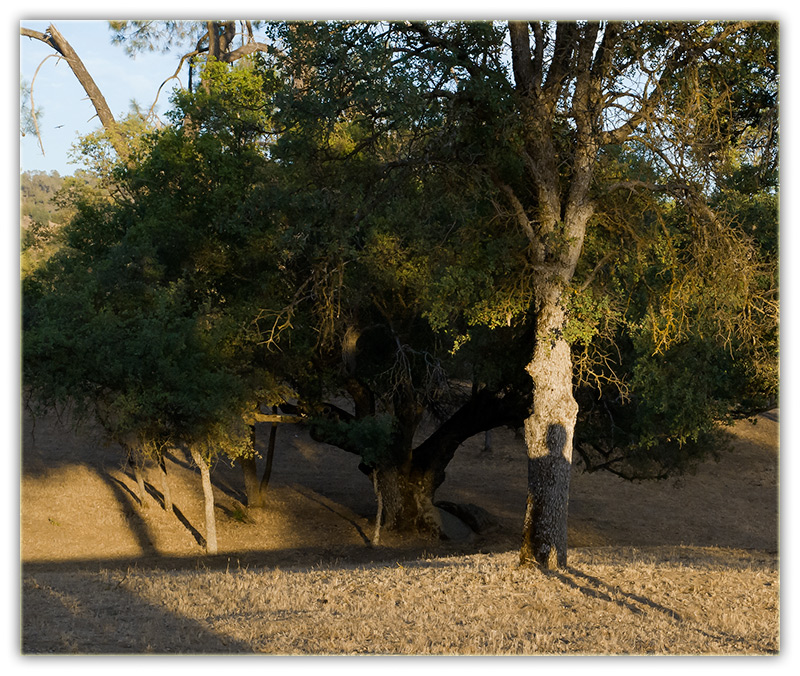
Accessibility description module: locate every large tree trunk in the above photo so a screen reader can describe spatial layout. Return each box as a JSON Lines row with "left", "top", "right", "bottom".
{"left": 189, "top": 446, "right": 218, "bottom": 555}
{"left": 374, "top": 465, "right": 441, "bottom": 536}
{"left": 507, "top": 20, "right": 596, "bottom": 568}
{"left": 520, "top": 297, "right": 579, "bottom": 569}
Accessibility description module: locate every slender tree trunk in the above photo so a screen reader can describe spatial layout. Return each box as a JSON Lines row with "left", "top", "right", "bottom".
{"left": 372, "top": 469, "right": 383, "bottom": 546}
{"left": 189, "top": 446, "right": 218, "bottom": 555}
{"left": 259, "top": 417, "right": 278, "bottom": 494}
{"left": 158, "top": 452, "right": 172, "bottom": 514}
{"left": 240, "top": 454, "right": 264, "bottom": 508}
{"left": 240, "top": 414, "right": 279, "bottom": 510}
{"left": 482, "top": 429, "right": 494, "bottom": 455}
{"left": 240, "top": 424, "right": 268, "bottom": 509}
{"left": 126, "top": 450, "right": 149, "bottom": 509}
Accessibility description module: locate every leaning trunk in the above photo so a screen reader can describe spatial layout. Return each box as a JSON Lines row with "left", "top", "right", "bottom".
{"left": 189, "top": 446, "right": 218, "bottom": 555}
{"left": 127, "top": 451, "right": 149, "bottom": 509}
{"left": 158, "top": 452, "right": 172, "bottom": 514}
{"left": 240, "top": 415, "right": 278, "bottom": 510}
{"left": 520, "top": 296, "right": 579, "bottom": 569}
{"left": 20, "top": 24, "right": 125, "bottom": 158}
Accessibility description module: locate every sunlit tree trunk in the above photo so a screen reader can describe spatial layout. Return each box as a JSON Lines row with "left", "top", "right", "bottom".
{"left": 520, "top": 297, "right": 579, "bottom": 568}
{"left": 506, "top": 21, "right": 600, "bottom": 569}
{"left": 189, "top": 445, "right": 218, "bottom": 555}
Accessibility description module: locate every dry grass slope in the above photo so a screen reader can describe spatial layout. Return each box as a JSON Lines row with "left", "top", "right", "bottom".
{"left": 20, "top": 409, "right": 779, "bottom": 655}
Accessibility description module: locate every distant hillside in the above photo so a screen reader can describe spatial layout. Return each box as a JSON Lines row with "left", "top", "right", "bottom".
{"left": 21, "top": 171, "right": 68, "bottom": 276}
{"left": 19, "top": 171, "right": 65, "bottom": 240}
{"left": 20, "top": 170, "right": 95, "bottom": 275}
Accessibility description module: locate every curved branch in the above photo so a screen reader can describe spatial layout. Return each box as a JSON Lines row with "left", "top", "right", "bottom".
{"left": 220, "top": 41, "right": 279, "bottom": 62}
{"left": 149, "top": 48, "right": 203, "bottom": 116}
{"left": 21, "top": 23, "right": 126, "bottom": 158}
{"left": 28, "top": 53, "right": 62, "bottom": 155}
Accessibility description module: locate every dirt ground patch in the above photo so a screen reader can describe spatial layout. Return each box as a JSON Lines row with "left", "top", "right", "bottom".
{"left": 19, "top": 408, "right": 779, "bottom": 654}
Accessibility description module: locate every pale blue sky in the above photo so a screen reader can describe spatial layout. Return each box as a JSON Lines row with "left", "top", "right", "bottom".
{"left": 20, "top": 20, "right": 186, "bottom": 176}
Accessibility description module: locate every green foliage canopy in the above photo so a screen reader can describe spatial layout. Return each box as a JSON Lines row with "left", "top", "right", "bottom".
{"left": 23, "top": 20, "right": 778, "bottom": 483}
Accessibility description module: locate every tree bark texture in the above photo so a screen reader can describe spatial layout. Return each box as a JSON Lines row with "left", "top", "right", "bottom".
{"left": 520, "top": 299, "right": 579, "bottom": 569}
{"left": 374, "top": 466, "right": 441, "bottom": 536}
{"left": 507, "top": 22, "right": 604, "bottom": 569}
{"left": 189, "top": 446, "right": 218, "bottom": 555}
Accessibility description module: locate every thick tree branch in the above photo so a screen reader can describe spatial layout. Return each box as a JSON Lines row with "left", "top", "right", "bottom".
{"left": 412, "top": 387, "right": 529, "bottom": 488}
{"left": 394, "top": 21, "right": 483, "bottom": 79}
{"left": 509, "top": 21, "right": 535, "bottom": 94}
{"left": 543, "top": 22, "right": 577, "bottom": 104}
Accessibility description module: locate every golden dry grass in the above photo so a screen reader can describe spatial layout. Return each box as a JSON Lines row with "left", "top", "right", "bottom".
{"left": 22, "top": 547, "right": 777, "bottom": 655}
{"left": 20, "top": 409, "right": 779, "bottom": 655}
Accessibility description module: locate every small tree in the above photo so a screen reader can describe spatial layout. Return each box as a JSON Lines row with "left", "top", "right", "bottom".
{"left": 22, "top": 66, "right": 277, "bottom": 552}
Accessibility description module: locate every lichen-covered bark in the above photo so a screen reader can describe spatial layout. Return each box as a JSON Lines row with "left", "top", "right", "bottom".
{"left": 520, "top": 298, "right": 579, "bottom": 569}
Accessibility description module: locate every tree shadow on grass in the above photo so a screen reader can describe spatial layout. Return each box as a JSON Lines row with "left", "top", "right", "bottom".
{"left": 289, "top": 483, "right": 372, "bottom": 546}
{"left": 22, "top": 569, "right": 254, "bottom": 654}
{"left": 102, "top": 474, "right": 158, "bottom": 556}
{"left": 546, "top": 566, "right": 683, "bottom": 621}
{"left": 104, "top": 471, "right": 207, "bottom": 551}
{"left": 543, "top": 562, "right": 775, "bottom": 654}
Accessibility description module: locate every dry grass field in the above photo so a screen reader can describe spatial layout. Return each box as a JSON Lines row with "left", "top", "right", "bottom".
{"left": 20, "top": 407, "right": 779, "bottom": 655}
